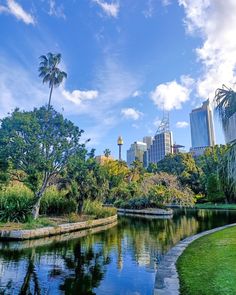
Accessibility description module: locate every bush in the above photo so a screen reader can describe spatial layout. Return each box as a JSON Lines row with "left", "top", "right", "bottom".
{"left": 0, "top": 185, "right": 33, "bottom": 222}
{"left": 83, "top": 199, "right": 116, "bottom": 219}
{"left": 40, "top": 186, "right": 76, "bottom": 215}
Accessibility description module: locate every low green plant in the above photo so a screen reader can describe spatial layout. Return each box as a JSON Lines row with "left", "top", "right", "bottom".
{"left": 0, "top": 185, "right": 33, "bottom": 222}
{"left": 40, "top": 186, "right": 76, "bottom": 215}
{"left": 83, "top": 199, "right": 116, "bottom": 219}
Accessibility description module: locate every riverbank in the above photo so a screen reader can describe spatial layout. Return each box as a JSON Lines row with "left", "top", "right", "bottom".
{"left": 195, "top": 203, "right": 236, "bottom": 210}
{"left": 0, "top": 214, "right": 117, "bottom": 240}
{"left": 177, "top": 225, "right": 236, "bottom": 295}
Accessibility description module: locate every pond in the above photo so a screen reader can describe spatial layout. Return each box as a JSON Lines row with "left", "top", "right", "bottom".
{"left": 0, "top": 209, "right": 236, "bottom": 295}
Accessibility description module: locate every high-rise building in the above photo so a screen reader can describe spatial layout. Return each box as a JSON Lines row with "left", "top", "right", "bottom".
{"left": 224, "top": 113, "right": 236, "bottom": 143}
{"left": 148, "top": 131, "right": 173, "bottom": 164}
{"left": 127, "top": 141, "right": 147, "bottom": 167}
{"left": 190, "top": 99, "right": 215, "bottom": 156}
{"left": 143, "top": 136, "right": 153, "bottom": 168}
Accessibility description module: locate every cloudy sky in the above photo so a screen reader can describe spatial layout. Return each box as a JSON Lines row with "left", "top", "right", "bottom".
{"left": 0, "top": 0, "right": 234, "bottom": 158}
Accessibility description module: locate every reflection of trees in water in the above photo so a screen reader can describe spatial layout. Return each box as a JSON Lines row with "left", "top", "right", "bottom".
{"left": 19, "top": 251, "right": 41, "bottom": 295}
{"left": 0, "top": 234, "right": 115, "bottom": 295}
{"left": 59, "top": 239, "right": 111, "bottom": 294}
{"left": 0, "top": 250, "right": 41, "bottom": 295}
{"left": 0, "top": 210, "right": 236, "bottom": 294}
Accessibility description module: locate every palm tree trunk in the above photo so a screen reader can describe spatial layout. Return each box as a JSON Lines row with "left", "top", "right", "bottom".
{"left": 48, "top": 85, "right": 53, "bottom": 110}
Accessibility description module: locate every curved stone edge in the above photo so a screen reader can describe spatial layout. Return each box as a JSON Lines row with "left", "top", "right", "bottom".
{"left": 117, "top": 208, "right": 173, "bottom": 216}
{"left": 153, "top": 222, "right": 236, "bottom": 295}
{"left": 0, "top": 214, "right": 117, "bottom": 241}
{"left": 0, "top": 221, "right": 117, "bottom": 251}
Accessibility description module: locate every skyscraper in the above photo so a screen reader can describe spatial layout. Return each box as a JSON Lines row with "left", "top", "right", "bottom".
{"left": 127, "top": 141, "right": 147, "bottom": 167}
{"left": 190, "top": 99, "right": 215, "bottom": 155}
{"left": 148, "top": 131, "right": 173, "bottom": 164}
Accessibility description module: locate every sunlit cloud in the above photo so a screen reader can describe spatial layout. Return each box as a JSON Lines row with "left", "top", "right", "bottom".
{"left": 0, "top": 0, "right": 35, "bottom": 25}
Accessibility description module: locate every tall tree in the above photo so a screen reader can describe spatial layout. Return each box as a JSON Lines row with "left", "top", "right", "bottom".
{"left": 38, "top": 52, "right": 67, "bottom": 109}
{"left": 0, "top": 107, "right": 86, "bottom": 219}
{"left": 215, "top": 85, "right": 236, "bottom": 195}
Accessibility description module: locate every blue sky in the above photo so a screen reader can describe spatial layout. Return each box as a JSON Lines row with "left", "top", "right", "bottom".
{"left": 0, "top": 0, "right": 235, "bottom": 159}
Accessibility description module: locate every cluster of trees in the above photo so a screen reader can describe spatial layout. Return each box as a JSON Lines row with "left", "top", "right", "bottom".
{"left": 0, "top": 52, "right": 236, "bottom": 222}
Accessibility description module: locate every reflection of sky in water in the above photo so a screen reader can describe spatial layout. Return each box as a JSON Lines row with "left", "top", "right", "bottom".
{"left": 1, "top": 209, "right": 236, "bottom": 295}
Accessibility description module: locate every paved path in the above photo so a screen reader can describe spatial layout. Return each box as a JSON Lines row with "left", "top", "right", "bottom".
{"left": 153, "top": 222, "right": 236, "bottom": 295}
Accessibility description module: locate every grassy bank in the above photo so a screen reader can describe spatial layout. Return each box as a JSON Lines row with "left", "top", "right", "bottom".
{"left": 195, "top": 203, "right": 236, "bottom": 210}
{"left": 177, "top": 226, "right": 236, "bottom": 295}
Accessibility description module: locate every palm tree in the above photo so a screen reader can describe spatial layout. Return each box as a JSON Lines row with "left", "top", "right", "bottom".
{"left": 103, "top": 148, "right": 111, "bottom": 158}
{"left": 215, "top": 85, "right": 236, "bottom": 196}
{"left": 38, "top": 52, "right": 67, "bottom": 109}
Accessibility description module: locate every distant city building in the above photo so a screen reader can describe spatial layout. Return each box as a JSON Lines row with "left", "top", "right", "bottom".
{"left": 127, "top": 141, "right": 147, "bottom": 167}
{"left": 142, "top": 136, "right": 153, "bottom": 168}
{"left": 148, "top": 131, "right": 173, "bottom": 164}
{"left": 224, "top": 113, "right": 236, "bottom": 143}
{"left": 190, "top": 99, "right": 215, "bottom": 156}
{"left": 143, "top": 136, "right": 153, "bottom": 149}
{"left": 95, "top": 155, "right": 114, "bottom": 165}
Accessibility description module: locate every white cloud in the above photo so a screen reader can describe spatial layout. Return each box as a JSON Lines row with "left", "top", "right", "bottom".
{"left": 93, "top": 0, "right": 119, "bottom": 18}
{"left": 162, "top": 0, "right": 172, "bottom": 6}
{"left": 179, "top": 0, "right": 236, "bottom": 100}
{"left": 48, "top": 0, "right": 66, "bottom": 19}
{"left": 0, "top": 54, "right": 139, "bottom": 148}
{"left": 176, "top": 121, "right": 189, "bottom": 128}
{"left": 0, "top": 0, "right": 35, "bottom": 25}
{"left": 121, "top": 108, "right": 143, "bottom": 120}
{"left": 143, "top": 0, "right": 155, "bottom": 18}
{"left": 150, "top": 77, "right": 192, "bottom": 111}
{"left": 132, "top": 90, "right": 141, "bottom": 97}
{"left": 62, "top": 89, "right": 98, "bottom": 105}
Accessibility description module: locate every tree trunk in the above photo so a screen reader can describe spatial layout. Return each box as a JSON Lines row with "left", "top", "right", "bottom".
{"left": 76, "top": 196, "right": 84, "bottom": 215}
{"left": 48, "top": 85, "right": 53, "bottom": 110}
{"left": 31, "top": 175, "right": 49, "bottom": 219}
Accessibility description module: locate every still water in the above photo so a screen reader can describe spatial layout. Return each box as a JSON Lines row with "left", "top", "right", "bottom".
{"left": 0, "top": 209, "right": 236, "bottom": 295}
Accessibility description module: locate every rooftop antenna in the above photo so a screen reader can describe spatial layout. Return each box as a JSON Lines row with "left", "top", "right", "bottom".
{"left": 156, "top": 105, "right": 170, "bottom": 135}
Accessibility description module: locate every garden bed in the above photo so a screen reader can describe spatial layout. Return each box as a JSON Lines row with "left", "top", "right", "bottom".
{"left": 0, "top": 214, "right": 117, "bottom": 241}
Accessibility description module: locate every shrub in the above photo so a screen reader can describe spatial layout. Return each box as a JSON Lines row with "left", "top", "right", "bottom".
{"left": 40, "top": 186, "right": 76, "bottom": 216}
{"left": 0, "top": 185, "right": 33, "bottom": 222}
{"left": 83, "top": 199, "right": 116, "bottom": 219}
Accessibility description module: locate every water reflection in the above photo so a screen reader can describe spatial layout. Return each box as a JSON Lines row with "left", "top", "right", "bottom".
{"left": 0, "top": 209, "right": 236, "bottom": 295}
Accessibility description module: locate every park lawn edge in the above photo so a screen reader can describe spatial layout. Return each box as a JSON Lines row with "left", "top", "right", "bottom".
{"left": 177, "top": 225, "right": 236, "bottom": 295}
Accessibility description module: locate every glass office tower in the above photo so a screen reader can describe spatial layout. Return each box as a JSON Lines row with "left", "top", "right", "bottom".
{"left": 190, "top": 100, "right": 215, "bottom": 155}
{"left": 127, "top": 141, "right": 147, "bottom": 167}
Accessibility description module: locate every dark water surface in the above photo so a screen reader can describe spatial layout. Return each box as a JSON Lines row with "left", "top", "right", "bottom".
{"left": 1, "top": 209, "right": 236, "bottom": 295}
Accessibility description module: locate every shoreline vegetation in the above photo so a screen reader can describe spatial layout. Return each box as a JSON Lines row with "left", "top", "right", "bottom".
{"left": 177, "top": 226, "right": 236, "bottom": 295}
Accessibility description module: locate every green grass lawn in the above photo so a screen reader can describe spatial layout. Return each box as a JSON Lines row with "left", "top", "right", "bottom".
{"left": 195, "top": 203, "right": 236, "bottom": 210}
{"left": 177, "top": 226, "right": 236, "bottom": 295}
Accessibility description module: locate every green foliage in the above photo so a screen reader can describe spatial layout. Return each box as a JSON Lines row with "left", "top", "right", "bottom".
{"left": 206, "top": 174, "right": 224, "bottom": 202}
{"left": 64, "top": 149, "right": 109, "bottom": 214}
{"left": 0, "top": 107, "right": 86, "bottom": 218}
{"left": 0, "top": 186, "right": 33, "bottom": 222}
{"left": 157, "top": 153, "right": 202, "bottom": 194}
{"left": 83, "top": 200, "right": 116, "bottom": 219}
{"left": 40, "top": 186, "right": 76, "bottom": 215}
